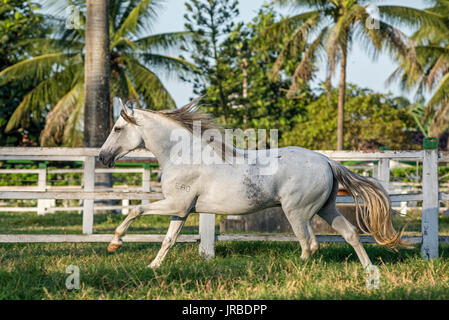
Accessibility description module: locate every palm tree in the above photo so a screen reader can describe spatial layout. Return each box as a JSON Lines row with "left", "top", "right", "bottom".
{"left": 0, "top": 0, "right": 195, "bottom": 146}
{"left": 84, "top": 0, "right": 110, "bottom": 148}
{"left": 266, "top": 0, "right": 436, "bottom": 150}
{"left": 389, "top": 0, "right": 449, "bottom": 142}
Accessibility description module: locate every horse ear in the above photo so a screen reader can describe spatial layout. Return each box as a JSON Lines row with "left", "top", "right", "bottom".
{"left": 118, "top": 98, "right": 134, "bottom": 116}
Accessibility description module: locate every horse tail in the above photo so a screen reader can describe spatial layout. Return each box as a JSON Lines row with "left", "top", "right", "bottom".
{"left": 328, "top": 159, "right": 410, "bottom": 250}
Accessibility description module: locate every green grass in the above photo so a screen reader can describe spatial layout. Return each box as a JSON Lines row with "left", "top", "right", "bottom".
{"left": 0, "top": 212, "right": 202, "bottom": 235}
{"left": 0, "top": 211, "right": 448, "bottom": 299}
{"left": 0, "top": 209, "right": 448, "bottom": 236}
{"left": 0, "top": 242, "right": 448, "bottom": 299}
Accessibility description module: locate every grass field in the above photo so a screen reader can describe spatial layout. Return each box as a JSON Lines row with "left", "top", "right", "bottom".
{"left": 0, "top": 211, "right": 448, "bottom": 299}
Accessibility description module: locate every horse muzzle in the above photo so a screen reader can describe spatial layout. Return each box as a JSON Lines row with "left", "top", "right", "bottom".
{"left": 98, "top": 151, "right": 116, "bottom": 168}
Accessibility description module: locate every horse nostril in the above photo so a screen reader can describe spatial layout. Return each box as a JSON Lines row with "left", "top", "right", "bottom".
{"left": 99, "top": 155, "right": 104, "bottom": 163}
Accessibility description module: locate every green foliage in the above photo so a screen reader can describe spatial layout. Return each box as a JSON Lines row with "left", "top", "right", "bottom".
{"left": 407, "top": 101, "right": 431, "bottom": 137}
{"left": 389, "top": 0, "right": 449, "bottom": 140}
{"left": 269, "top": 0, "right": 432, "bottom": 97}
{"left": 0, "top": 0, "right": 49, "bottom": 146}
{"left": 184, "top": 2, "right": 423, "bottom": 150}
{"left": 185, "top": 3, "right": 312, "bottom": 138}
{"left": 183, "top": 0, "right": 239, "bottom": 123}
{"left": 218, "top": 5, "right": 313, "bottom": 133}
{"left": 0, "top": 166, "right": 147, "bottom": 187}
{"left": 281, "top": 85, "right": 417, "bottom": 150}
{"left": 266, "top": 0, "right": 435, "bottom": 149}
{"left": 0, "top": 0, "right": 195, "bottom": 147}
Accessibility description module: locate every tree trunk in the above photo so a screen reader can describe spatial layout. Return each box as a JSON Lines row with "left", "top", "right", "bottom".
{"left": 337, "top": 43, "right": 347, "bottom": 151}
{"left": 84, "top": 0, "right": 110, "bottom": 146}
{"left": 241, "top": 57, "right": 249, "bottom": 129}
{"left": 325, "top": 74, "right": 332, "bottom": 110}
{"left": 84, "top": 0, "right": 113, "bottom": 210}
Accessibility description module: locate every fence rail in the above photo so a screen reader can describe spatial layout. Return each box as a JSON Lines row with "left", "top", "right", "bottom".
{"left": 0, "top": 147, "right": 445, "bottom": 259}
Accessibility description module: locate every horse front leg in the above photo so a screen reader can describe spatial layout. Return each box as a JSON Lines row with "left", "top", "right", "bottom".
{"left": 107, "top": 206, "right": 142, "bottom": 252}
{"left": 107, "top": 198, "right": 189, "bottom": 253}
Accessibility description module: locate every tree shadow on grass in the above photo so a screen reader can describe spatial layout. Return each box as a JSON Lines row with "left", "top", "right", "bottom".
{"left": 215, "top": 241, "right": 449, "bottom": 264}
{"left": 0, "top": 212, "right": 82, "bottom": 228}
{"left": 120, "top": 225, "right": 199, "bottom": 234}
{"left": 0, "top": 242, "right": 200, "bottom": 261}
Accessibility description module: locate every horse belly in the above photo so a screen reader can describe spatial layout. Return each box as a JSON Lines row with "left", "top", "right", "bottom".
{"left": 194, "top": 175, "right": 278, "bottom": 215}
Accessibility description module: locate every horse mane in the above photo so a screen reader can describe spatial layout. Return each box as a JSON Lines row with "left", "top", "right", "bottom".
{"left": 151, "top": 97, "right": 220, "bottom": 135}
{"left": 122, "top": 98, "right": 241, "bottom": 162}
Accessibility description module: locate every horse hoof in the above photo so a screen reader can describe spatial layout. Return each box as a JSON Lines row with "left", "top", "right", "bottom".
{"left": 107, "top": 242, "right": 122, "bottom": 253}
{"left": 310, "top": 243, "right": 320, "bottom": 255}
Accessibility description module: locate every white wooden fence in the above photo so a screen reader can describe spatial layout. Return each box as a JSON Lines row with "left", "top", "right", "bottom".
{"left": 0, "top": 167, "right": 159, "bottom": 214}
{"left": 0, "top": 147, "right": 447, "bottom": 260}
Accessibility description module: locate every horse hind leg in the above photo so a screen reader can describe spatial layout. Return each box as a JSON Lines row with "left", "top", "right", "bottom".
{"left": 148, "top": 215, "right": 187, "bottom": 268}
{"left": 307, "top": 220, "right": 320, "bottom": 256}
{"left": 283, "top": 208, "right": 313, "bottom": 260}
{"left": 318, "top": 203, "right": 372, "bottom": 268}
{"left": 317, "top": 177, "right": 372, "bottom": 268}
{"left": 285, "top": 214, "right": 319, "bottom": 259}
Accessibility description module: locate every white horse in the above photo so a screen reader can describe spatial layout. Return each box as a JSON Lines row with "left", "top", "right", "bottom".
{"left": 99, "top": 99, "right": 408, "bottom": 269}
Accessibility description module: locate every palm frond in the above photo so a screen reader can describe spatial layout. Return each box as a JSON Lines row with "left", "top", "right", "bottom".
{"left": 40, "top": 81, "right": 83, "bottom": 146}
{"left": 260, "top": 10, "right": 321, "bottom": 42}
{"left": 0, "top": 53, "right": 74, "bottom": 85}
{"left": 427, "top": 72, "right": 449, "bottom": 110}
{"left": 287, "top": 27, "right": 328, "bottom": 97}
{"left": 42, "top": 0, "right": 86, "bottom": 42}
{"left": 378, "top": 5, "right": 445, "bottom": 30}
{"left": 111, "top": 37, "right": 140, "bottom": 51}
{"left": 135, "top": 31, "right": 194, "bottom": 51}
{"left": 5, "top": 65, "right": 81, "bottom": 133}
{"left": 429, "top": 98, "right": 449, "bottom": 138}
{"left": 125, "top": 60, "right": 176, "bottom": 109}
{"left": 125, "top": 74, "right": 141, "bottom": 103}
{"left": 112, "top": 0, "right": 163, "bottom": 43}
{"left": 136, "top": 53, "right": 197, "bottom": 78}
{"left": 270, "top": 12, "right": 322, "bottom": 80}
{"left": 15, "top": 38, "right": 84, "bottom": 54}
{"left": 62, "top": 88, "right": 85, "bottom": 147}
{"left": 413, "top": 23, "right": 449, "bottom": 44}
{"left": 427, "top": 53, "right": 449, "bottom": 89}
{"left": 407, "top": 102, "right": 431, "bottom": 137}
{"left": 273, "top": 0, "right": 333, "bottom": 11}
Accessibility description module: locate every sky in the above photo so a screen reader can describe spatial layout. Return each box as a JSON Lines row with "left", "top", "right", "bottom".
{"left": 153, "top": 0, "right": 429, "bottom": 107}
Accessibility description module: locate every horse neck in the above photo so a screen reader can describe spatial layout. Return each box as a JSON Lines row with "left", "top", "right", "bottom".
{"left": 138, "top": 111, "right": 189, "bottom": 168}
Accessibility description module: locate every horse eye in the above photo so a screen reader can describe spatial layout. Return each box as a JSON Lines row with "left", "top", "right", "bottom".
{"left": 114, "top": 127, "right": 122, "bottom": 132}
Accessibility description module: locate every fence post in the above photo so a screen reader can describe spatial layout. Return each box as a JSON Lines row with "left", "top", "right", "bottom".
{"left": 121, "top": 198, "right": 129, "bottom": 215}
{"left": 422, "top": 137, "right": 439, "bottom": 259}
{"left": 199, "top": 213, "right": 215, "bottom": 260}
{"left": 37, "top": 163, "right": 47, "bottom": 215}
{"left": 377, "top": 158, "right": 390, "bottom": 192}
{"left": 121, "top": 187, "right": 129, "bottom": 215}
{"left": 142, "top": 164, "right": 151, "bottom": 205}
{"left": 82, "top": 156, "right": 95, "bottom": 234}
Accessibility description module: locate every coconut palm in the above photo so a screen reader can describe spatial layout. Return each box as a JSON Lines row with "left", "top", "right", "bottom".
{"left": 266, "top": 0, "right": 437, "bottom": 150}
{"left": 389, "top": 0, "right": 449, "bottom": 140}
{"left": 84, "top": 0, "right": 110, "bottom": 149}
{"left": 0, "top": 0, "right": 195, "bottom": 146}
